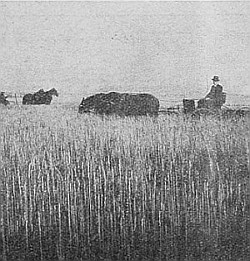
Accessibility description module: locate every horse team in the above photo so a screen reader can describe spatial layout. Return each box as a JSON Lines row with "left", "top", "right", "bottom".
{"left": 0, "top": 88, "right": 58, "bottom": 106}
{"left": 0, "top": 76, "right": 225, "bottom": 116}
{"left": 1, "top": 85, "right": 249, "bottom": 118}
{"left": 22, "top": 88, "right": 59, "bottom": 105}
{"left": 0, "top": 89, "right": 160, "bottom": 116}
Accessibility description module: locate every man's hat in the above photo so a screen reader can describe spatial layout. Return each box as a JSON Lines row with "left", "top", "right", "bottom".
{"left": 212, "top": 76, "right": 220, "bottom": 81}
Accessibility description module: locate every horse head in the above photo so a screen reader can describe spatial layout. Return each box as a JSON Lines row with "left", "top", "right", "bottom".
{"left": 48, "top": 88, "right": 59, "bottom": 97}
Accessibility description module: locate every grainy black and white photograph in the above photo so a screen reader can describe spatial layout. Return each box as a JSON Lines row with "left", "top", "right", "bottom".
{"left": 0, "top": 0, "right": 250, "bottom": 260}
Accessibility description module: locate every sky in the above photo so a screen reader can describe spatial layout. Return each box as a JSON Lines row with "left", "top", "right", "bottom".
{"left": 0, "top": 1, "right": 249, "bottom": 105}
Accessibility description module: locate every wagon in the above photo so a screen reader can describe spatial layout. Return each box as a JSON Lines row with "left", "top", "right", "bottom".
{"left": 160, "top": 98, "right": 250, "bottom": 119}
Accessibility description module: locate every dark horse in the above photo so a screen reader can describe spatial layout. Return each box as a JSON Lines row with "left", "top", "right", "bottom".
{"left": 22, "top": 88, "right": 59, "bottom": 105}
{"left": 79, "top": 92, "right": 160, "bottom": 116}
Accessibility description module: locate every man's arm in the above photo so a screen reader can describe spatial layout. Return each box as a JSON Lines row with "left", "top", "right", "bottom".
{"left": 205, "top": 86, "right": 216, "bottom": 99}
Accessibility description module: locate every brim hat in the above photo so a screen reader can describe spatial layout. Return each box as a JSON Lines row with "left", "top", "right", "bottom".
{"left": 212, "top": 76, "right": 220, "bottom": 81}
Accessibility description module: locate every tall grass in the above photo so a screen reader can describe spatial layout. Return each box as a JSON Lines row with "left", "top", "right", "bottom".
{"left": 0, "top": 105, "right": 249, "bottom": 261}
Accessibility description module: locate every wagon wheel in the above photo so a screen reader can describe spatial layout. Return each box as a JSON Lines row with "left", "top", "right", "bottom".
{"left": 222, "top": 108, "right": 250, "bottom": 119}
{"left": 159, "top": 110, "right": 181, "bottom": 116}
{"left": 169, "top": 111, "right": 181, "bottom": 116}
{"left": 191, "top": 108, "right": 214, "bottom": 118}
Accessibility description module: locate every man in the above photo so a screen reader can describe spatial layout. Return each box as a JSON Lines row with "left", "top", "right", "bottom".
{"left": 205, "top": 76, "right": 223, "bottom": 99}
{"left": 198, "top": 76, "right": 226, "bottom": 110}
{"left": 0, "top": 92, "right": 7, "bottom": 101}
{"left": 0, "top": 92, "right": 9, "bottom": 105}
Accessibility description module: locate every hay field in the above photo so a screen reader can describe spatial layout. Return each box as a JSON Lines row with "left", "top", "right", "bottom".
{"left": 0, "top": 105, "right": 250, "bottom": 261}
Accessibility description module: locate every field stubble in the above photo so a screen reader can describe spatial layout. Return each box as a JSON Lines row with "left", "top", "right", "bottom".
{"left": 0, "top": 105, "right": 250, "bottom": 261}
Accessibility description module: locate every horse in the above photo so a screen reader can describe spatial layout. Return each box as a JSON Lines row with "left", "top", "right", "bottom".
{"left": 22, "top": 88, "right": 59, "bottom": 105}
